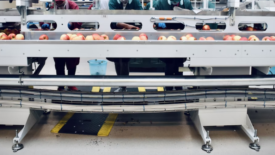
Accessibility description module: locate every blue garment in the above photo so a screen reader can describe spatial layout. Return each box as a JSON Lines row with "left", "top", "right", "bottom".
{"left": 41, "top": 23, "right": 50, "bottom": 29}
{"left": 27, "top": 22, "right": 35, "bottom": 28}
{"left": 158, "top": 23, "right": 166, "bottom": 28}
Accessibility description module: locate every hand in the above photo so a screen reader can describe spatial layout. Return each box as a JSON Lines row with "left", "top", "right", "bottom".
{"left": 41, "top": 23, "right": 50, "bottom": 30}
{"left": 125, "top": 24, "right": 139, "bottom": 30}
{"left": 158, "top": 23, "right": 166, "bottom": 29}
{"left": 68, "top": 23, "right": 72, "bottom": 30}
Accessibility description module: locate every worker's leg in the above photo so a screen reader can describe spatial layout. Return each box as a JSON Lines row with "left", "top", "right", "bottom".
{"left": 160, "top": 58, "right": 174, "bottom": 91}
{"left": 66, "top": 58, "right": 80, "bottom": 91}
{"left": 54, "top": 58, "right": 66, "bottom": 90}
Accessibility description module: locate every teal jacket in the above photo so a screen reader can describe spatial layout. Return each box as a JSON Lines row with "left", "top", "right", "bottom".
{"left": 109, "top": 0, "right": 143, "bottom": 10}
{"left": 145, "top": 0, "right": 193, "bottom": 10}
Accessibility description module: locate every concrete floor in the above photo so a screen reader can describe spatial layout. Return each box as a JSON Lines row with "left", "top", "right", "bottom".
{"left": 1, "top": 109, "right": 275, "bottom": 155}
{"left": 1, "top": 58, "right": 275, "bottom": 154}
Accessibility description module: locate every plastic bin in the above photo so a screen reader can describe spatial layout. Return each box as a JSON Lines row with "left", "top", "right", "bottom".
{"left": 88, "top": 59, "right": 107, "bottom": 75}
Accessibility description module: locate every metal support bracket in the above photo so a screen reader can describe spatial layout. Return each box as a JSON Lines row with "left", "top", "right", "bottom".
{"left": 12, "top": 109, "right": 43, "bottom": 152}
{"left": 190, "top": 108, "right": 260, "bottom": 153}
{"left": 229, "top": 7, "right": 236, "bottom": 26}
{"left": 16, "top": 6, "right": 27, "bottom": 26}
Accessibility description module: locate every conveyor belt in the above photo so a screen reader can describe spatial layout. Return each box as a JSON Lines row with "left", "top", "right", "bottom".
{"left": 0, "top": 87, "right": 274, "bottom": 113}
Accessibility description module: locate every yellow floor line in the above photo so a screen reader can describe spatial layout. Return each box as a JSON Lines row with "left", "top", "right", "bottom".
{"left": 138, "top": 87, "right": 146, "bottom": 92}
{"left": 157, "top": 87, "right": 164, "bottom": 92}
{"left": 97, "top": 114, "right": 118, "bottom": 137}
{"left": 92, "top": 87, "right": 100, "bottom": 92}
{"left": 51, "top": 112, "right": 74, "bottom": 134}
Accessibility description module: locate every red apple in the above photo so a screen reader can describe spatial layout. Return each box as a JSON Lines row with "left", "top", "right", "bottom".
{"left": 8, "top": 33, "right": 16, "bottom": 40}
{"left": 180, "top": 36, "right": 188, "bottom": 40}
{"left": 248, "top": 35, "right": 257, "bottom": 40}
{"left": 167, "top": 36, "right": 177, "bottom": 40}
{"left": 117, "top": 36, "right": 126, "bottom": 40}
{"left": 85, "top": 35, "right": 94, "bottom": 40}
{"left": 225, "top": 36, "right": 233, "bottom": 41}
{"left": 269, "top": 36, "right": 275, "bottom": 41}
{"left": 60, "top": 34, "right": 70, "bottom": 40}
{"left": 67, "top": 34, "right": 72, "bottom": 39}
{"left": 132, "top": 36, "right": 141, "bottom": 40}
{"left": 70, "top": 34, "right": 78, "bottom": 40}
{"left": 223, "top": 35, "right": 231, "bottom": 40}
{"left": 0, "top": 34, "right": 9, "bottom": 40}
{"left": 249, "top": 37, "right": 259, "bottom": 41}
{"left": 206, "top": 37, "right": 215, "bottom": 41}
{"left": 240, "top": 37, "right": 248, "bottom": 41}
{"left": 15, "top": 34, "right": 24, "bottom": 40}
{"left": 188, "top": 37, "right": 196, "bottom": 41}
{"left": 246, "top": 26, "right": 254, "bottom": 31}
{"left": 92, "top": 34, "right": 101, "bottom": 40}
{"left": 113, "top": 34, "right": 121, "bottom": 40}
{"left": 158, "top": 36, "right": 167, "bottom": 40}
{"left": 39, "top": 34, "right": 49, "bottom": 40}
{"left": 101, "top": 34, "right": 109, "bottom": 40}
{"left": 186, "top": 34, "right": 193, "bottom": 39}
{"left": 139, "top": 33, "right": 148, "bottom": 40}
{"left": 199, "top": 37, "right": 206, "bottom": 41}
{"left": 233, "top": 35, "right": 241, "bottom": 41}
{"left": 262, "top": 36, "right": 270, "bottom": 41}
{"left": 72, "top": 36, "right": 85, "bottom": 40}
{"left": 202, "top": 25, "right": 210, "bottom": 30}
{"left": 77, "top": 33, "right": 84, "bottom": 37}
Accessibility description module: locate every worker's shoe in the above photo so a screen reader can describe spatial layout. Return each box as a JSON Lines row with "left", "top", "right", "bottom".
{"left": 68, "top": 86, "right": 78, "bottom": 91}
{"left": 57, "top": 86, "right": 65, "bottom": 91}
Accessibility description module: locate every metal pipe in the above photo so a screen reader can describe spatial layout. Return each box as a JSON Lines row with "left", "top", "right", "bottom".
{"left": 0, "top": 75, "right": 275, "bottom": 86}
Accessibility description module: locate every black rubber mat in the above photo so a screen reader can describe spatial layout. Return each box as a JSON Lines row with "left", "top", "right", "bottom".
{"left": 59, "top": 113, "right": 108, "bottom": 135}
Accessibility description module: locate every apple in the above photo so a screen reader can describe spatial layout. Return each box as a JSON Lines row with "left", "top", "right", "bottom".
{"left": 233, "top": 35, "right": 241, "bottom": 41}
{"left": 67, "top": 34, "right": 72, "bottom": 39}
{"left": 262, "top": 36, "right": 270, "bottom": 41}
{"left": 248, "top": 35, "right": 257, "bottom": 40}
{"left": 180, "top": 36, "right": 188, "bottom": 40}
{"left": 15, "top": 34, "right": 24, "bottom": 40}
{"left": 139, "top": 33, "right": 148, "bottom": 40}
{"left": 117, "top": 36, "right": 126, "bottom": 40}
{"left": 139, "top": 36, "right": 147, "bottom": 40}
{"left": 0, "top": 32, "right": 5, "bottom": 38}
{"left": 167, "top": 36, "right": 177, "bottom": 40}
{"left": 246, "top": 26, "right": 254, "bottom": 31}
{"left": 101, "top": 34, "right": 109, "bottom": 40}
{"left": 85, "top": 35, "right": 94, "bottom": 40}
{"left": 39, "top": 34, "right": 49, "bottom": 40}
{"left": 269, "top": 36, "right": 275, "bottom": 41}
{"left": 249, "top": 37, "right": 259, "bottom": 41}
{"left": 202, "top": 25, "right": 210, "bottom": 30}
{"left": 0, "top": 34, "right": 9, "bottom": 40}
{"left": 70, "top": 34, "right": 78, "bottom": 40}
{"left": 4, "top": 29, "right": 11, "bottom": 35}
{"left": 240, "top": 37, "right": 248, "bottom": 41}
{"left": 188, "top": 37, "right": 196, "bottom": 41}
{"left": 223, "top": 35, "right": 231, "bottom": 40}
{"left": 186, "top": 34, "right": 193, "bottom": 39}
{"left": 206, "top": 37, "right": 215, "bottom": 41}
{"left": 92, "top": 34, "right": 101, "bottom": 40}
{"left": 225, "top": 36, "right": 233, "bottom": 41}
{"left": 132, "top": 36, "right": 141, "bottom": 40}
{"left": 77, "top": 33, "right": 84, "bottom": 37}
{"left": 72, "top": 36, "right": 85, "bottom": 40}
{"left": 60, "top": 34, "right": 70, "bottom": 40}
{"left": 199, "top": 37, "right": 206, "bottom": 40}
{"left": 158, "top": 36, "right": 167, "bottom": 40}
{"left": 8, "top": 33, "right": 16, "bottom": 40}
{"left": 113, "top": 34, "right": 121, "bottom": 40}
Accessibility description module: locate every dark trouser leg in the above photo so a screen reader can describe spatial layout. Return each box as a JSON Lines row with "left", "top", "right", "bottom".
{"left": 54, "top": 58, "right": 66, "bottom": 90}
{"left": 164, "top": 59, "right": 175, "bottom": 91}
{"left": 113, "top": 58, "right": 130, "bottom": 92}
{"left": 68, "top": 66, "right": 76, "bottom": 75}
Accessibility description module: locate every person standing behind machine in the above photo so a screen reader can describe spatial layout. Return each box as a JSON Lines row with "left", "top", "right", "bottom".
{"left": 107, "top": 0, "right": 143, "bottom": 92}
{"left": 145, "top": 0, "right": 192, "bottom": 91}
{"left": 43, "top": 0, "right": 81, "bottom": 91}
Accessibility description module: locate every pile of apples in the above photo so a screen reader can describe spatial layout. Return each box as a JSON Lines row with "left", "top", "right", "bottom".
{"left": 223, "top": 35, "right": 248, "bottom": 41}
{"left": 1, "top": 28, "right": 20, "bottom": 35}
{"left": 158, "top": 36, "right": 177, "bottom": 40}
{"left": 0, "top": 32, "right": 24, "bottom": 40}
{"left": 261, "top": 36, "right": 275, "bottom": 41}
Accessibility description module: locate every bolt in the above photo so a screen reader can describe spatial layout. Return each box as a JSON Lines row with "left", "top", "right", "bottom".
{"left": 206, "top": 131, "right": 210, "bottom": 139}
{"left": 15, "top": 130, "right": 18, "bottom": 138}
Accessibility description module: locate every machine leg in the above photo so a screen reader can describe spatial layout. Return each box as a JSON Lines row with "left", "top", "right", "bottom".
{"left": 12, "top": 110, "right": 43, "bottom": 152}
{"left": 190, "top": 108, "right": 260, "bottom": 153}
